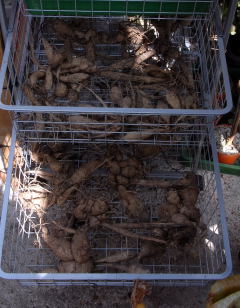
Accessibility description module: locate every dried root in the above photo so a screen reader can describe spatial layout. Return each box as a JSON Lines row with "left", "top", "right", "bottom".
{"left": 25, "top": 18, "right": 198, "bottom": 111}
{"left": 74, "top": 198, "right": 109, "bottom": 220}
{"left": 118, "top": 185, "right": 147, "bottom": 220}
{"left": 20, "top": 143, "right": 202, "bottom": 275}
{"left": 42, "top": 38, "right": 66, "bottom": 68}
{"left": 29, "top": 70, "right": 46, "bottom": 88}
{"left": 55, "top": 82, "right": 68, "bottom": 98}
{"left": 42, "top": 226, "right": 73, "bottom": 261}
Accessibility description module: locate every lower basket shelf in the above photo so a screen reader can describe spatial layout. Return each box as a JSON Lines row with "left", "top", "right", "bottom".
{"left": 0, "top": 125, "right": 232, "bottom": 286}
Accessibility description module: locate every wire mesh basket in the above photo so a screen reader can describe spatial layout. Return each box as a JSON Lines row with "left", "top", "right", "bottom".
{"left": 0, "top": 124, "right": 232, "bottom": 286}
{"left": 0, "top": 1, "right": 232, "bottom": 116}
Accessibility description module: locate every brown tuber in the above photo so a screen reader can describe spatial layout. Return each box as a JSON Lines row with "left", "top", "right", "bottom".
{"left": 118, "top": 185, "right": 147, "bottom": 220}
{"left": 23, "top": 84, "right": 39, "bottom": 105}
{"left": 108, "top": 161, "right": 121, "bottom": 175}
{"left": 57, "top": 185, "right": 78, "bottom": 206}
{"left": 166, "top": 190, "right": 181, "bottom": 205}
{"left": 171, "top": 213, "right": 192, "bottom": 225}
{"left": 74, "top": 198, "right": 109, "bottom": 220}
{"left": 159, "top": 203, "right": 179, "bottom": 219}
{"left": 95, "top": 251, "right": 136, "bottom": 263}
{"left": 55, "top": 82, "right": 68, "bottom": 98}
{"left": 61, "top": 57, "right": 95, "bottom": 72}
{"left": 110, "top": 86, "right": 122, "bottom": 105}
{"left": 178, "top": 187, "right": 199, "bottom": 208}
{"left": 70, "top": 159, "right": 105, "bottom": 185}
{"left": 138, "top": 242, "right": 166, "bottom": 261}
{"left": 42, "top": 38, "right": 66, "bottom": 68}
{"left": 99, "top": 71, "right": 165, "bottom": 84}
{"left": 121, "top": 166, "right": 138, "bottom": 178}
{"left": 106, "top": 263, "right": 150, "bottom": 274}
{"left": 180, "top": 206, "right": 200, "bottom": 223}
{"left": 44, "top": 67, "right": 53, "bottom": 91}
{"left": 52, "top": 20, "right": 74, "bottom": 38}
{"left": 116, "top": 175, "right": 129, "bottom": 186}
{"left": 29, "top": 70, "right": 45, "bottom": 88}
{"left": 60, "top": 73, "right": 89, "bottom": 83}
{"left": 42, "top": 227, "right": 73, "bottom": 261}
{"left": 135, "top": 172, "right": 198, "bottom": 189}
{"left": 71, "top": 229, "right": 91, "bottom": 264}
{"left": 122, "top": 96, "right": 132, "bottom": 108}
{"left": 67, "top": 89, "right": 79, "bottom": 102}
{"left": 166, "top": 91, "right": 181, "bottom": 109}
{"left": 44, "top": 154, "right": 62, "bottom": 173}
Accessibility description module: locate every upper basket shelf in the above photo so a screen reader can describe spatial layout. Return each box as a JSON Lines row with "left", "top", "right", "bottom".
{"left": 0, "top": 1, "right": 232, "bottom": 115}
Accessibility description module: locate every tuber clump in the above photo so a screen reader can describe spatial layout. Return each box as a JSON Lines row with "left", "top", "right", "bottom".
{"left": 74, "top": 198, "right": 109, "bottom": 220}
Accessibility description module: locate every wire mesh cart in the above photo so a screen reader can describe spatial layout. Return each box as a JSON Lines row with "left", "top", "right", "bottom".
{"left": 0, "top": 0, "right": 233, "bottom": 286}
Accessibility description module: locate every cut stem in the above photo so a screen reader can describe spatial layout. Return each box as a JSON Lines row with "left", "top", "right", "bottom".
{"left": 110, "top": 222, "right": 189, "bottom": 229}
{"left": 52, "top": 221, "right": 76, "bottom": 234}
{"left": 102, "top": 223, "right": 167, "bottom": 244}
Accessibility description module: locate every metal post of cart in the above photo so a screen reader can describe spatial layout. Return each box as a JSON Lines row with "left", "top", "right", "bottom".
{"left": 222, "top": 0, "right": 238, "bottom": 48}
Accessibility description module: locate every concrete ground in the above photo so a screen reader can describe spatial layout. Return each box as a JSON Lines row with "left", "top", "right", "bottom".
{"left": 0, "top": 173, "right": 239, "bottom": 308}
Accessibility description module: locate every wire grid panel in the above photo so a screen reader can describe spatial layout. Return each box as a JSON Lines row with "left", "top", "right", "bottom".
{"left": 0, "top": 5, "right": 232, "bottom": 115}
{"left": 21, "top": 0, "right": 215, "bottom": 17}
{"left": 15, "top": 114, "right": 211, "bottom": 144}
{"left": 0, "top": 126, "right": 232, "bottom": 285}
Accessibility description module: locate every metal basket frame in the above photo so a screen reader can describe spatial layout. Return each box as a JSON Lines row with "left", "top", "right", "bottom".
{"left": 0, "top": 123, "right": 232, "bottom": 285}
{"left": 0, "top": 1, "right": 233, "bottom": 115}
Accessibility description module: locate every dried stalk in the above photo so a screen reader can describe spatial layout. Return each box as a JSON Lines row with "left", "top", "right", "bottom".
{"left": 52, "top": 221, "right": 76, "bottom": 234}
{"left": 110, "top": 222, "right": 189, "bottom": 229}
{"left": 134, "top": 49, "right": 156, "bottom": 67}
{"left": 99, "top": 71, "right": 166, "bottom": 84}
{"left": 102, "top": 223, "right": 167, "bottom": 244}
{"left": 95, "top": 251, "right": 136, "bottom": 263}
{"left": 85, "top": 87, "right": 108, "bottom": 108}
